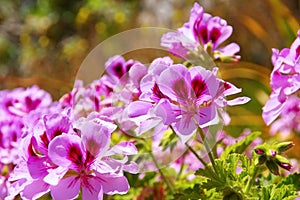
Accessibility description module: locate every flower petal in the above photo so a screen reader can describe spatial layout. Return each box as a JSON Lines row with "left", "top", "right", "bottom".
{"left": 48, "top": 134, "right": 84, "bottom": 169}
{"left": 82, "top": 181, "right": 103, "bottom": 200}
{"left": 21, "top": 179, "right": 50, "bottom": 200}
{"left": 95, "top": 172, "right": 129, "bottom": 195}
{"left": 50, "top": 176, "right": 80, "bottom": 200}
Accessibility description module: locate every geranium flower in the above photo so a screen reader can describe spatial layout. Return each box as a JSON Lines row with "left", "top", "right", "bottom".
{"left": 157, "top": 64, "right": 249, "bottom": 142}
{"left": 263, "top": 30, "right": 300, "bottom": 125}
{"left": 269, "top": 96, "right": 300, "bottom": 136}
{"left": 7, "top": 111, "right": 138, "bottom": 200}
{"left": 48, "top": 118, "right": 137, "bottom": 200}
{"left": 0, "top": 86, "right": 52, "bottom": 117}
{"left": 0, "top": 86, "right": 55, "bottom": 199}
{"left": 161, "top": 2, "right": 240, "bottom": 62}
{"left": 126, "top": 59, "right": 249, "bottom": 142}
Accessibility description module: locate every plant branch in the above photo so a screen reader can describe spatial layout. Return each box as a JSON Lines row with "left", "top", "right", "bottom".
{"left": 198, "top": 127, "right": 217, "bottom": 172}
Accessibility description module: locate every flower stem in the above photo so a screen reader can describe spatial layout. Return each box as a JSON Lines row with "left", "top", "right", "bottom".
{"left": 198, "top": 127, "right": 217, "bottom": 172}
{"left": 176, "top": 153, "right": 186, "bottom": 180}
{"left": 185, "top": 143, "right": 207, "bottom": 167}
{"left": 245, "top": 165, "right": 259, "bottom": 194}
{"left": 149, "top": 151, "right": 174, "bottom": 194}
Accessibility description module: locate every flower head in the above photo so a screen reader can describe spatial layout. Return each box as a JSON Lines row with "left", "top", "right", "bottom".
{"left": 161, "top": 2, "right": 240, "bottom": 62}
{"left": 254, "top": 142, "right": 294, "bottom": 175}
{"left": 263, "top": 30, "right": 300, "bottom": 125}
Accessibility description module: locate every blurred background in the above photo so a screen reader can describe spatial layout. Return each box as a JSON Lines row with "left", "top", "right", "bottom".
{"left": 0, "top": 0, "right": 299, "bottom": 134}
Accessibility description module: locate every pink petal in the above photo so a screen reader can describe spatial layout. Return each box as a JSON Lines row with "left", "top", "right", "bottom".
{"left": 48, "top": 134, "right": 83, "bottom": 169}
{"left": 80, "top": 120, "right": 111, "bottom": 159}
{"left": 127, "top": 101, "right": 152, "bottom": 118}
{"left": 82, "top": 181, "right": 103, "bottom": 200}
{"left": 158, "top": 65, "right": 191, "bottom": 103}
{"left": 174, "top": 115, "right": 197, "bottom": 143}
{"left": 153, "top": 99, "right": 178, "bottom": 125}
{"left": 95, "top": 172, "right": 129, "bottom": 195}
{"left": 106, "top": 141, "right": 138, "bottom": 156}
{"left": 21, "top": 179, "right": 50, "bottom": 200}
{"left": 226, "top": 97, "right": 251, "bottom": 106}
{"left": 50, "top": 176, "right": 80, "bottom": 200}
{"left": 129, "top": 63, "right": 147, "bottom": 87}
{"left": 44, "top": 166, "right": 68, "bottom": 186}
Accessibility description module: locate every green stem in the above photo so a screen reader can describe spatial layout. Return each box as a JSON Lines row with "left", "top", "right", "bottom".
{"left": 176, "top": 153, "right": 186, "bottom": 180}
{"left": 169, "top": 126, "right": 207, "bottom": 167}
{"left": 185, "top": 143, "right": 207, "bottom": 167}
{"left": 198, "top": 127, "right": 217, "bottom": 172}
{"left": 245, "top": 165, "right": 259, "bottom": 194}
{"left": 149, "top": 151, "right": 174, "bottom": 194}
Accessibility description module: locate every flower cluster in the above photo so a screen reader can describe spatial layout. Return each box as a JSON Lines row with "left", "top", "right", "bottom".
{"left": 1, "top": 2, "right": 298, "bottom": 199}
{"left": 254, "top": 141, "right": 294, "bottom": 175}
{"left": 161, "top": 2, "right": 240, "bottom": 62}
{"left": 8, "top": 111, "right": 137, "bottom": 200}
{"left": 123, "top": 57, "right": 250, "bottom": 142}
{"left": 262, "top": 30, "right": 300, "bottom": 133}
{"left": 0, "top": 85, "right": 138, "bottom": 200}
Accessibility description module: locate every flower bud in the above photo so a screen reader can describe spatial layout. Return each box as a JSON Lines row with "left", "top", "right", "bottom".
{"left": 254, "top": 148, "right": 265, "bottom": 155}
{"left": 275, "top": 155, "right": 293, "bottom": 171}
{"left": 276, "top": 141, "right": 294, "bottom": 153}
{"left": 277, "top": 162, "right": 292, "bottom": 171}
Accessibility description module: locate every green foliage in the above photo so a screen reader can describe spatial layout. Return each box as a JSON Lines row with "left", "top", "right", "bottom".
{"left": 195, "top": 153, "right": 253, "bottom": 199}
{"left": 159, "top": 129, "right": 179, "bottom": 151}
{"left": 259, "top": 184, "right": 298, "bottom": 200}
{"left": 220, "top": 131, "right": 261, "bottom": 159}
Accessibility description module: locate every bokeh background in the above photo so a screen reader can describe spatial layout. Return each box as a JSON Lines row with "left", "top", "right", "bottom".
{"left": 0, "top": 0, "right": 299, "bottom": 135}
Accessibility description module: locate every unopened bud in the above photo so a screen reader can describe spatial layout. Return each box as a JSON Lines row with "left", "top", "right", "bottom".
{"left": 276, "top": 141, "right": 294, "bottom": 153}
{"left": 275, "top": 155, "right": 292, "bottom": 171}
{"left": 254, "top": 148, "right": 265, "bottom": 155}
{"left": 277, "top": 162, "right": 292, "bottom": 171}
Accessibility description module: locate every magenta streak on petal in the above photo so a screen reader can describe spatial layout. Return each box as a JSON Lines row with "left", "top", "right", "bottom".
{"left": 40, "top": 131, "right": 49, "bottom": 148}
{"left": 191, "top": 77, "right": 207, "bottom": 98}
{"left": 81, "top": 175, "right": 97, "bottom": 194}
{"left": 173, "top": 79, "right": 189, "bottom": 100}
{"left": 28, "top": 140, "right": 37, "bottom": 156}
{"left": 210, "top": 27, "right": 221, "bottom": 43}
{"left": 67, "top": 176, "right": 80, "bottom": 189}
{"left": 113, "top": 63, "right": 124, "bottom": 79}
{"left": 68, "top": 144, "right": 83, "bottom": 167}
{"left": 152, "top": 83, "right": 169, "bottom": 100}
{"left": 199, "top": 26, "right": 209, "bottom": 44}
{"left": 85, "top": 139, "right": 100, "bottom": 166}
{"left": 296, "top": 45, "right": 300, "bottom": 59}
{"left": 25, "top": 96, "right": 41, "bottom": 112}
{"left": 93, "top": 96, "right": 100, "bottom": 112}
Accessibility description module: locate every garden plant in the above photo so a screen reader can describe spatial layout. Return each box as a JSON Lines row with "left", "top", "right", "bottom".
{"left": 0, "top": 2, "right": 300, "bottom": 200}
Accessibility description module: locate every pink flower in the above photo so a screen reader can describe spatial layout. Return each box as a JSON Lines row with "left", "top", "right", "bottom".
{"left": 7, "top": 111, "right": 138, "bottom": 200}
{"left": 0, "top": 85, "right": 52, "bottom": 117}
{"left": 161, "top": 2, "right": 240, "bottom": 62}
{"left": 269, "top": 96, "right": 300, "bottom": 136}
{"left": 156, "top": 65, "right": 249, "bottom": 142}
{"left": 263, "top": 30, "right": 300, "bottom": 125}
{"left": 126, "top": 58, "right": 249, "bottom": 142}
{"left": 48, "top": 118, "right": 137, "bottom": 200}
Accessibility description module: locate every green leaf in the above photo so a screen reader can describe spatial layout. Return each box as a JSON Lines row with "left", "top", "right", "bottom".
{"left": 259, "top": 184, "right": 298, "bottom": 200}
{"left": 174, "top": 185, "right": 222, "bottom": 200}
{"left": 195, "top": 153, "right": 253, "bottom": 199}
{"left": 159, "top": 129, "right": 178, "bottom": 151}
{"left": 277, "top": 173, "right": 300, "bottom": 191}
{"left": 220, "top": 131, "right": 261, "bottom": 159}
